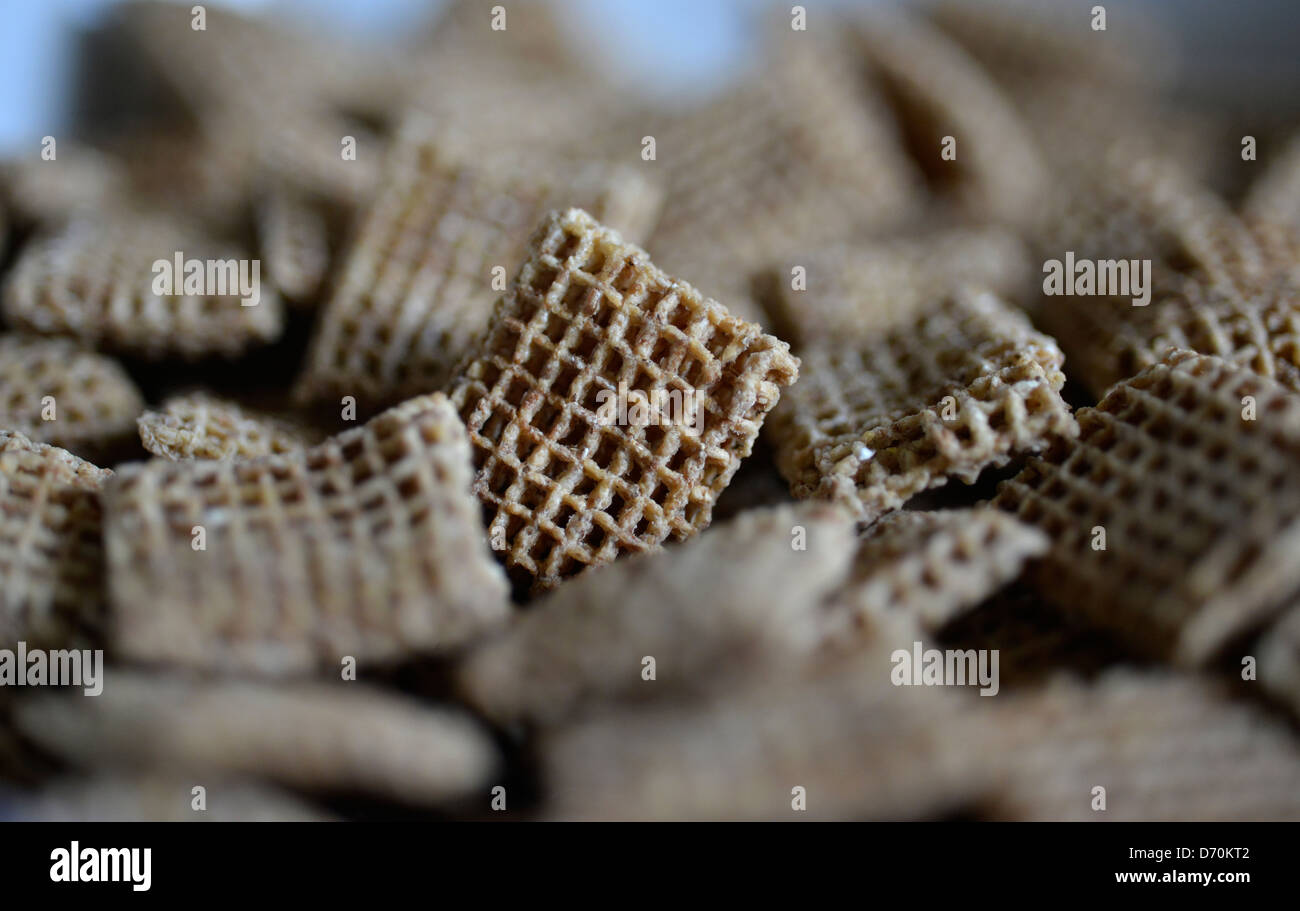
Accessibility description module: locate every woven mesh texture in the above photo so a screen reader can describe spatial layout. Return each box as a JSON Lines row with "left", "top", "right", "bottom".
{"left": 993, "top": 350, "right": 1300, "bottom": 663}
{"left": 0, "top": 431, "right": 111, "bottom": 649}
{"left": 769, "top": 289, "right": 1074, "bottom": 522}
{"left": 449, "top": 208, "right": 799, "bottom": 592}
{"left": 105, "top": 393, "right": 509, "bottom": 675}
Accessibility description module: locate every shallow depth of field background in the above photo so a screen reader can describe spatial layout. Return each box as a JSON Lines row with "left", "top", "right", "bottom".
{"left": 2, "top": 0, "right": 1300, "bottom": 155}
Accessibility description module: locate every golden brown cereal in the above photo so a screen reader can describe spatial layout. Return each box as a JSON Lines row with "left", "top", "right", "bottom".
{"left": 456, "top": 502, "right": 857, "bottom": 726}
{"left": 975, "top": 671, "right": 1300, "bottom": 821}
{"left": 769, "top": 289, "right": 1075, "bottom": 522}
{"left": 16, "top": 672, "right": 499, "bottom": 806}
{"left": 105, "top": 393, "right": 510, "bottom": 675}
{"left": 993, "top": 350, "right": 1300, "bottom": 663}
{"left": 2, "top": 215, "right": 283, "bottom": 359}
{"left": 0, "top": 432, "right": 111, "bottom": 649}
{"left": 449, "top": 208, "right": 799, "bottom": 593}
{"left": 0, "top": 335, "right": 144, "bottom": 457}
{"left": 295, "top": 138, "right": 662, "bottom": 410}
{"left": 136, "top": 394, "right": 316, "bottom": 461}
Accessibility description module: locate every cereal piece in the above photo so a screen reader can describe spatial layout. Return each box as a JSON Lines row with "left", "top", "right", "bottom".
{"left": 814, "top": 508, "right": 1049, "bottom": 647}
{"left": 15, "top": 673, "right": 498, "bottom": 806}
{"left": 3, "top": 775, "right": 334, "bottom": 822}
{"left": 1, "top": 145, "right": 126, "bottom": 226}
{"left": 295, "top": 138, "right": 662, "bottom": 410}
{"left": 1039, "top": 272, "right": 1300, "bottom": 399}
{"left": 643, "top": 24, "right": 922, "bottom": 261}
{"left": 540, "top": 655, "right": 984, "bottom": 821}
{"left": 975, "top": 671, "right": 1300, "bottom": 820}
{"left": 0, "top": 336, "right": 144, "bottom": 457}
{"left": 993, "top": 350, "right": 1300, "bottom": 663}
{"left": 0, "top": 432, "right": 111, "bottom": 649}
{"left": 256, "top": 187, "right": 330, "bottom": 305}
{"left": 769, "top": 289, "right": 1075, "bottom": 522}
{"left": 1256, "top": 607, "right": 1300, "bottom": 718}
{"left": 137, "top": 394, "right": 316, "bottom": 461}
{"left": 456, "top": 503, "right": 857, "bottom": 726}
{"left": 847, "top": 7, "right": 1051, "bottom": 226}
{"left": 761, "top": 228, "right": 1033, "bottom": 347}
{"left": 105, "top": 393, "right": 509, "bottom": 675}
{"left": 928, "top": 0, "right": 1172, "bottom": 92}
{"left": 2, "top": 215, "right": 283, "bottom": 359}
{"left": 448, "top": 208, "right": 799, "bottom": 592}
{"left": 1032, "top": 139, "right": 1267, "bottom": 296}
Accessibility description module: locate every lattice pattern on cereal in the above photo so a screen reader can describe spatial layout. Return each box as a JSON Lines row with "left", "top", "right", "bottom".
{"left": 0, "top": 336, "right": 144, "bottom": 458}
{"left": 105, "top": 393, "right": 509, "bottom": 675}
{"left": 0, "top": 431, "right": 111, "bottom": 650}
{"left": 993, "top": 349, "right": 1300, "bottom": 663}
{"left": 768, "top": 289, "right": 1075, "bottom": 522}
{"left": 2, "top": 215, "right": 283, "bottom": 359}
{"left": 136, "top": 394, "right": 316, "bottom": 461}
{"left": 449, "top": 208, "right": 799, "bottom": 593}
{"left": 295, "top": 137, "right": 662, "bottom": 411}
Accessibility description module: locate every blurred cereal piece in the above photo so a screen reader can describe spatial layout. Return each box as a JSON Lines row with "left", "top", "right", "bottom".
{"left": 643, "top": 23, "right": 923, "bottom": 265}
{"left": 0, "top": 145, "right": 127, "bottom": 228}
{"left": 0, "top": 336, "right": 144, "bottom": 458}
{"left": 456, "top": 502, "right": 857, "bottom": 726}
{"left": 812, "top": 508, "right": 1048, "bottom": 648}
{"left": 137, "top": 393, "right": 316, "bottom": 461}
{"left": 295, "top": 137, "right": 662, "bottom": 410}
{"left": 1244, "top": 130, "right": 1300, "bottom": 229}
{"left": 760, "top": 227, "right": 1034, "bottom": 347}
{"left": 974, "top": 671, "right": 1300, "bottom": 821}
{"left": 2, "top": 775, "right": 334, "bottom": 822}
{"left": 2, "top": 215, "right": 283, "bottom": 360}
{"left": 1257, "top": 607, "right": 1300, "bottom": 717}
{"left": 105, "top": 393, "right": 509, "bottom": 675}
{"left": 769, "top": 289, "right": 1074, "bottom": 522}
{"left": 256, "top": 187, "right": 331, "bottom": 306}
{"left": 16, "top": 673, "right": 498, "bottom": 807}
{"left": 448, "top": 208, "right": 799, "bottom": 593}
{"left": 927, "top": 0, "right": 1174, "bottom": 94}
{"left": 994, "top": 350, "right": 1300, "bottom": 663}
{"left": 0, "top": 432, "right": 111, "bottom": 649}
{"left": 540, "top": 655, "right": 985, "bottom": 821}
{"left": 846, "top": 6, "right": 1050, "bottom": 227}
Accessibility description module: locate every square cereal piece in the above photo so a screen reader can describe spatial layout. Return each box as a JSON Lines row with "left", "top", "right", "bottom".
{"left": 104, "top": 393, "right": 509, "bottom": 675}
{"left": 2, "top": 215, "right": 283, "bottom": 360}
{"left": 993, "top": 349, "right": 1300, "bottom": 664}
{"left": 0, "top": 336, "right": 144, "bottom": 459}
{"left": 449, "top": 208, "right": 799, "bottom": 592}
{"left": 768, "top": 288, "right": 1075, "bottom": 522}
{"left": 0, "top": 431, "right": 111, "bottom": 649}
